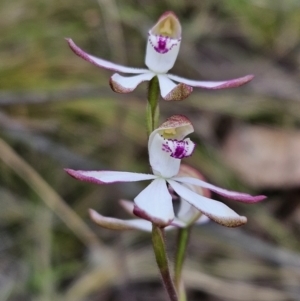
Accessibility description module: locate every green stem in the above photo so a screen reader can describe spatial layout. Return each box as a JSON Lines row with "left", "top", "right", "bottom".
{"left": 152, "top": 224, "right": 178, "bottom": 301}
{"left": 146, "top": 76, "right": 160, "bottom": 134}
{"left": 174, "top": 227, "right": 191, "bottom": 301}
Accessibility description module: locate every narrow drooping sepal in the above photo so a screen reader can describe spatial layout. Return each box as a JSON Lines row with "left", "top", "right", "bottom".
{"left": 168, "top": 180, "right": 247, "bottom": 227}
{"left": 65, "top": 169, "right": 157, "bottom": 184}
{"left": 110, "top": 72, "right": 154, "bottom": 93}
{"left": 66, "top": 38, "right": 148, "bottom": 74}
{"left": 172, "top": 176, "right": 266, "bottom": 203}
{"left": 167, "top": 74, "right": 254, "bottom": 89}
{"left": 134, "top": 179, "right": 174, "bottom": 226}
{"left": 89, "top": 209, "right": 152, "bottom": 231}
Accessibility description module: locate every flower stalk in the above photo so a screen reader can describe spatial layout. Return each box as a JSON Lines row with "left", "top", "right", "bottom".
{"left": 152, "top": 224, "right": 178, "bottom": 301}
{"left": 174, "top": 227, "right": 190, "bottom": 301}
{"left": 147, "top": 76, "right": 160, "bottom": 134}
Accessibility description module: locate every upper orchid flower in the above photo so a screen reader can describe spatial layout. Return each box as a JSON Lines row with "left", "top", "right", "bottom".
{"left": 65, "top": 115, "right": 266, "bottom": 227}
{"left": 66, "top": 11, "right": 254, "bottom": 101}
{"left": 89, "top": 164, "right": 211, "bottom": 232}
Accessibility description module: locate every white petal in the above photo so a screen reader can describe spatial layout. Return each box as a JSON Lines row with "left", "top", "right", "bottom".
{"left": 157, "top": 74, "right": 193, "bottom": 100}
{"left": 145, "top": 38, "right": 180, "bottom": 73}
{"left": 168, "top": 180, "right": 247, "bottom": 227}
{"left": 110, "top": 72, "right": 155, "bottom": 93}
{"left": 67, "top": 38, "right": 148, "bottom": 74}
{"left": 167, "top": 74, "right": 254, "bottom": 89}
{"left": 157, "top": 75, "right": 192, "bottom": 100}
{"left": 89, "top": 209, "right": 152, "bottom": 231}
{"left": 148, "top": 133, "right": 181, "bottom": 178}
{"left": 157, "top": 75, "right": 176, "bottom": 97}
{"left": 172, "top": 176, "right": 266, "bottom": 203}
{"left": 134, "top": 178, "right": 174, "bottom": 226}
{"left": 65, "top": 169, "right": 157, "bottom": 184}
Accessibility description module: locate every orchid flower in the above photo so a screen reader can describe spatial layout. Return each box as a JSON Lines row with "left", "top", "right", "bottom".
{"left": 66, "top": 11, "right": 254, "bottom": 101}
{"left": 65, "top": 115, "right": 266, "bottom": 227}
{"left": 89, "top": 164, "right": 211, "bottom": 232}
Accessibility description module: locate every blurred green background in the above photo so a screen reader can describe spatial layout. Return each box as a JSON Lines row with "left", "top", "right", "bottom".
{"left": 1, "top": 0, "right": 300, "bottom": 300}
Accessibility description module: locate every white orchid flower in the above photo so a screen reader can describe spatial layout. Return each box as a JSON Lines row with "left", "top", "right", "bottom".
{"left": 89, "top": 164, "right": 211, "bottom": 232}
{"left": 66, "top": 11, "right": 254, "bottom": 101}
{"left": 65, "top": 115, "right": 266, "bottom": 227}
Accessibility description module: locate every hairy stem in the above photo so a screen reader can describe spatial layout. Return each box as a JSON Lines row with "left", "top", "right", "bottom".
{"left": 152, "top": 224, "right": 178, "bottom": 301}
{"left": 146, "top": 76, "right": 160, "bottom": 134}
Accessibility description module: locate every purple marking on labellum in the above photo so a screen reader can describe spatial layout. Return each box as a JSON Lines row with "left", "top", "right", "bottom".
{"left": 162, "top": 139, "right": 194, "bottom": 159}
{"left": 148, "top": 34, "right": 179, "bottom": 54}
{"left": 155, "top": 37, "right": 168, "bottom": 53}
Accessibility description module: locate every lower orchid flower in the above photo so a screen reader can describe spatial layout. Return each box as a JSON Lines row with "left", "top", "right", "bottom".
{"left": 66, "top": 11, "right": 254, "bottom": 101}
{"left": 65, "top": 115, "right": 266, "bottom": 227}
{"left": 89, "top": 164, "right": 211, "bottom": 232}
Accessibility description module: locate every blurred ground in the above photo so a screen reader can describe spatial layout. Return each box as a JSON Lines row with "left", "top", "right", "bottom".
{"left": 1, "top": 0, "right": 300, "bottom": 300}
